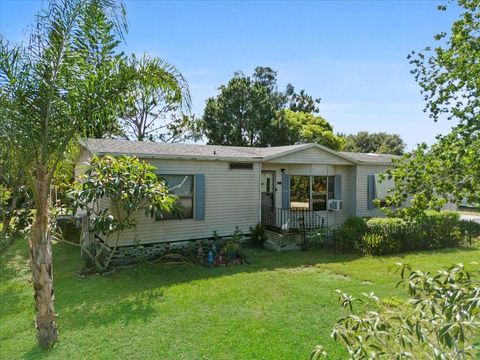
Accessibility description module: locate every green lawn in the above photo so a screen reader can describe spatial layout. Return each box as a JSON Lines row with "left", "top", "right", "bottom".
{"left": 1, "top": 239, "right": 480, "bottom": 360}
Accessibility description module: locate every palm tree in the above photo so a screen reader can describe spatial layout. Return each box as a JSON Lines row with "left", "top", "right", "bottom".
{"left": 0, "top": 0, "right": 127, "bottom": 348}
{"left": 120, "top": 53, "right": 192, "bottom": 142}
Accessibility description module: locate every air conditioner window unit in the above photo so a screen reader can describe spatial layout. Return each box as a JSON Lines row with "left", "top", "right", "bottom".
{"left": 327, "top": 199, "right": 343, "bottom": 211}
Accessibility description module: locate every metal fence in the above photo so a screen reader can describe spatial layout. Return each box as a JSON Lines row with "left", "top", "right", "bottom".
{"left": 261, "top": 205, "right": 325, "bottom": 231}
{"left": 301, "top": 219, "right": 480, "bottom": 254}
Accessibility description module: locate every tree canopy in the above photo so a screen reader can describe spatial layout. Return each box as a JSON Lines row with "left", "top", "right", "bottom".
{"left": 282, "top": 110, "right": 344, "bottom": 150}
{"left": 198, "top": 66, "right": 339, "bottom": 148}
{"left": 341, "top": 131, "right": 406, "bottom": 155}
{"left": 69, "top": 155, "right": 175, "bottom": 270}
{"left": 384, "top": 0, "right": 480, "bottom": 216}
{"left": 120, "top": 54, "right": 191, "bottom": 142}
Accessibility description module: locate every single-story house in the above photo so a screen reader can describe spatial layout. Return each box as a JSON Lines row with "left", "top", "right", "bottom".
{"left": 76, "top": 139, "right": 397, "bottom": 251}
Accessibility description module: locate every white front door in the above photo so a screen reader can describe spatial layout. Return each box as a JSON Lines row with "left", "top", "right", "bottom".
{"left": 261, "top": 172, "right": 275, "bottom": 209}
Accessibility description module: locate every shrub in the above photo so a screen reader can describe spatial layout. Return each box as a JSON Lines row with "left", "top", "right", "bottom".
{"left": 364, "top": 214, "right": 464, "bottom": 253}
{"left": 333, "top": 212, "right": 473, "bottom": 256}
{"left": 361, "top": 232, "right": 401, "bottom": 255}
{"left": 365, "top": 217, "right": 406, "bottom": 233}
{"left": 311, "top": 264, "right": 480, "bottom": 359}
{"left": 364, "top": 217, "right": 407, "bottom": 252}
{"left": 333, "top": 217, "right": 368, "bottom": 252}
{"left": 249, "top": 223, "right": 267, "bottom": 248}
{"left": 419, "top": 211, "right": 463, "bottom": 249}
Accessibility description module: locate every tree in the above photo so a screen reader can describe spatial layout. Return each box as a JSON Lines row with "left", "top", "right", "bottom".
{"left": 0, "top": 0, "right": 127, "bottom": 348}
{"left": 76, "top": 1, "right": 128, "bottom": 139}
{"left": 285, "top": 83, "right": 321, "bottom": 114}
{"left": 0, "top": 141, "right": 30, "bottom": 238}
{"left": 68, "top": 155, "right": 176, "bottom": 271}
{"left": 282, "top": 110, "right": 344, "bottom": 150}
{"left": 120, "top": 54, "right": 191, "bottom": 142}
{"left": 384, "top": 0, "right": 480, "bottom": 215}
{"left": 341, "top": 131, "right": 406, "bottom": 155}
{"left": 201, "top": 73, "right": 278, "bottom": 146}
{"left": 311, "top": 264, "right": 480, "bottom": 359}
{"left": 199, "top": 66, "right": 327, "bottom": 147}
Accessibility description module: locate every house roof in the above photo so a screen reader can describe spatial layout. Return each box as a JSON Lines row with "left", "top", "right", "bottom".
{"left": 339, "top": 152, "right": 400, "bottom": 165}
{"left": 79, "top": 139, "right": 397, "bottom": 165}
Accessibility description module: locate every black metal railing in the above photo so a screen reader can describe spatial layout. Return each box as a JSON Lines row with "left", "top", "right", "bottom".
{"left": 303, "top": 219, "right": 480, "bottom": 254}
{"left": 261, "top": 205, "right": 325, "bottom": 231}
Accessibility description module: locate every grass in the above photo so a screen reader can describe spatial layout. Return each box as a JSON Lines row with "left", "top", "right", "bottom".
{"left": 1, "top": 240, "right": 480, "bottom": 360}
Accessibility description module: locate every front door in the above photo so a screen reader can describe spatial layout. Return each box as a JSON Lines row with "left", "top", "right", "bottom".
{"left": 261, "top": 171, "right": 275, "bottom": 209}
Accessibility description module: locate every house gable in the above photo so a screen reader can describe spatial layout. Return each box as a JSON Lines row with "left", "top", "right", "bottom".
{"left": 263, "top": 144, "right": 356, "bottom": 165}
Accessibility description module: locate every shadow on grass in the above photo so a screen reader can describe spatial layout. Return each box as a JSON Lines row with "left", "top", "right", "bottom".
{"left": 7, "top": 238, "right": 480, "bottom": 338}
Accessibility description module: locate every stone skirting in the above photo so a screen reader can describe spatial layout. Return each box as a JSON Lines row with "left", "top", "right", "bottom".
{"left": 264, "top": 230, "right": 303, "bottom": 251}
{"left": 94, "top": 235, "right": 250, "bottom": 266}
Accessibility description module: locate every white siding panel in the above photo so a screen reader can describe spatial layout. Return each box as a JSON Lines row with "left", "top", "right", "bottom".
{"left": 268, "top": 147, "right": 353, "bottom": 165}
{"left": 74, "top": 148, "right": 92, "bottom": 178}
{"left": 262, "top": 163, "right": 356, "bottom": 226}
{"left": 106, "top": 159, "right": 261, "bottom": 246}
{"left": 355, "top": 165, "right": 392, "bottom": 217}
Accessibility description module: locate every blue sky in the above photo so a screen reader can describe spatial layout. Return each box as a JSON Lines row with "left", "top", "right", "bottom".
{"left": 0, "top": 0, "right": 461, "bottom": 149}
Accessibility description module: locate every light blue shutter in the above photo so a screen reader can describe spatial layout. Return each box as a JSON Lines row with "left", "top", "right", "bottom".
{"left": 195, "top": 174, "right": 205, "bottom": 220}
{"left": 334, "top": 175, "right": 342, "bottom": 200}
{"left": 281, "top": 173, "right": 290, "bottom": 209}
{"left": 367, "top": 175, "right": 376, "bottom": 210}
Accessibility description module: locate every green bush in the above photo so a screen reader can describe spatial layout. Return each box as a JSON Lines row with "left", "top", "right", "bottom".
{"left": 364, "top": 212, "right": 463, "bottom": 252}
{"left": 333, "top": 212, "right": 473, "bottom": 256}
{"left": 419, "top": 211, "right": 463, "bottom": 249}
{"left": 364, "top": 217, "right": 406, "bottom": 252}
{"left": 333, "top": 217, "right": 368, "bottom": 252}
{"left": 312, "top": 264, "right": 480, "bottom": 359}
{"left": 365, "top": 217, "right": 405, "bottom": 232}
{"left": 361, "top": 233, "right": 401, "bottom": 256}
{"left": 249, "top": 223, "right": 267, "bottom": 248}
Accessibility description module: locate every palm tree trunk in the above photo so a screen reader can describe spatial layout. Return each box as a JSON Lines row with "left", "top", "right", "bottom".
{"left": 30, "top": 165, "right": 58, "bottom": 349}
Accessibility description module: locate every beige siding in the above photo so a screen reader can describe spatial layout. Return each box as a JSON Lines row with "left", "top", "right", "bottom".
{"left": 106, "top": 159, "right": 261, "bottom": 247}
{"left": 267, "top": 147, "right": 353, "bottom": 165}
{"left": 75, "top": 148, "right": 92, "bottom": 178}
{"left": 355, "top": 165, "right": 391, "bottom": 217}
{"left": 262, "top": 162, "right": 356, "bottom": 226}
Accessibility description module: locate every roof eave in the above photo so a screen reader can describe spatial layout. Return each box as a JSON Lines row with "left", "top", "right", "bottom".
{"left": 262, "top": 143, "right": 359, "bottom": 164}
{"left": 92, "top": 151, "right": 263, "bottom": 162}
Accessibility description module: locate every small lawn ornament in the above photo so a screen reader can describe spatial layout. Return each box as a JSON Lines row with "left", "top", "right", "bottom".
{"left": 216, "top": 250, "right": 226, "bottom": 266}
{"left": 211, "top": 244, "right": 217, "bottom": 257}
{"left": 207, "top": 250, "right": 214, "bottom": 267}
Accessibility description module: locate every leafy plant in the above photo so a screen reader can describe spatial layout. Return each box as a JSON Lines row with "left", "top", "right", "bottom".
{"left": 250, "top": 223, "right": 267, "bottom": 248}
{"left": 120, "top": 54, "right": 191, "bottom": 142}
{"left": 333, "top": 217, "right": 368, "bottom": 252}
{"left": 69, "top": 155, "right": 176, "bottom": 271}
{"left": 222, "top": 226, "right": 243, "bottom": 259}
{"left": 312, "top": 263, "right": 480, "bottom": 359}
{"left": 383, "top": 1, "right": 480, "bottom": 218}
{"left": 360, "top": 233, "right": 400, "bottom": 256}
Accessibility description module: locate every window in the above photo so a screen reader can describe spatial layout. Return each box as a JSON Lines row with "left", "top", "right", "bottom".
{"left": 312, "top": 176, "right": 328, "bottom": 211}
{"left": 290, "top": 176, "right": 310, "bottom": 209}
{"left": 229, "top": 163, "right": 253, "bottom": 170}
{"left": 290, "top": 175, "right": 335, "bottom": 211}
{"left": 157, "top": 175, "right": 194, "bottom": 220}
{"left": 375, "top": 174, "right": 395, "bottom": 207}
